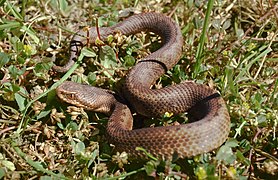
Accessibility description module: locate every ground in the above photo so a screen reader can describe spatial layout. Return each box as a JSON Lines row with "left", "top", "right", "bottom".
{"left": 0, "top": 0, "right": 277, "bottom": 179}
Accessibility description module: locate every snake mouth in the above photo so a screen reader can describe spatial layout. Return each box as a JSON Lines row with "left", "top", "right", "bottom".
{"left": 56, "top": 90, "right": 81, "bottom": 106}
{"left": 56, "top": 83, "right": 82, "bottom": 107}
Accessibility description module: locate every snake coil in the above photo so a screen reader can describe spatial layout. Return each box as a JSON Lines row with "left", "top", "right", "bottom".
{"left": 55, "top": 12, "right": 230, "bottom": 159}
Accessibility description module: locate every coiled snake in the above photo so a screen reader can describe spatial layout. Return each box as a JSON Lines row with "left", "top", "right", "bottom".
{"left": 55, "top": 12, "right": 230, "bottom": 159}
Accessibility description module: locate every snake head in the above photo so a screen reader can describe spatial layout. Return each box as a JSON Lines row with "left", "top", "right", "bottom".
{"left": 56, "top": 81, "right": 116, "bottom": 114}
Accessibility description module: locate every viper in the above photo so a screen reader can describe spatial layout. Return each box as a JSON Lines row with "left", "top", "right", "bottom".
{"left": 54, "top": 12, "right": 230, "bottom": 159}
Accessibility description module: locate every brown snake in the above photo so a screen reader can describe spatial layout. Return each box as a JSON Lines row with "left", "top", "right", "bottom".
{"left": 55, "top": 12, "right": 230, "bottom": 159}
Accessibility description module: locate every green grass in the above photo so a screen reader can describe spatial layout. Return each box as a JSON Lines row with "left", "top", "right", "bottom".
{"left": 0, "top": 0, "right": 277, "bottom": 179}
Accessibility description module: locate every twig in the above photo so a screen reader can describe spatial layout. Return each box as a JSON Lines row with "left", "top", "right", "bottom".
{"left": 96, "top": 17, "right": 101, "bottom": 41}
{"left": 0, "top": 119, "right": 17, "bottom": 124}
{"left": 0, "top": 126, "right": 17, "bottom": 136}
{"left": 243, "top": 36, "right": 278, "bottom": 42}
{"left": 254, "top": 148, "right": 278, "bottom": 162}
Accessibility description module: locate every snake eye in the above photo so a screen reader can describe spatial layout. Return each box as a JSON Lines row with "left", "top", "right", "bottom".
{"left": 70, "top": 93, "right": 75, "bottom": 99}
{"left": 62, "top": 92, "right": 75, "bottom": 101}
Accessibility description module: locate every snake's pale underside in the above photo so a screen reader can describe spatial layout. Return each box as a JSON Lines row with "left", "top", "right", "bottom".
{"left": 55, "top": 12, "right": 230, "bottom": 159}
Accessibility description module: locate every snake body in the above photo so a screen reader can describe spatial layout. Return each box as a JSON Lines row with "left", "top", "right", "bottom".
{"left": 55, "top": 12, "right": 230, "bottom": 158}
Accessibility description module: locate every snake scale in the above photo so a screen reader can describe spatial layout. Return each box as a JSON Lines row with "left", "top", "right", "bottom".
{"left": 55, "top": 12, "right": 230, "bottom": 159}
